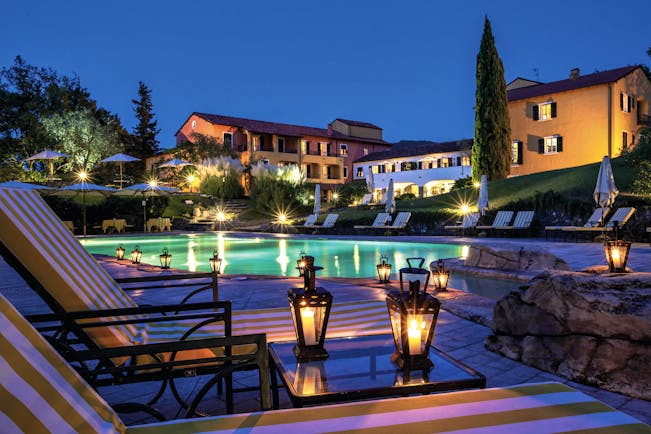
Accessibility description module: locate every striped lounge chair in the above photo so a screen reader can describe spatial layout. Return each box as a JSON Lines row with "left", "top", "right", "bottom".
{"left": 2, "top": 295, "right": 649, "bottom": 433}
{"left": 476, "top": 210, "right": 514, "bottom": 234}
{"left": 496, "top": 210, "right": 535, "bottom": 236}
{"left": 444, "top": 212, "right": 480, "bottom": 234}
{"left": 354, "top": 212, "right": 390, "bottom": 230}
{"left": 545, "top": 207, "right": 610, "bottom": 240}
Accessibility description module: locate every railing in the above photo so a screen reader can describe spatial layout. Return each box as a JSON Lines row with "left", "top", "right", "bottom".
{"left": 638, "top": 113, "right": 651, "bottom": 126}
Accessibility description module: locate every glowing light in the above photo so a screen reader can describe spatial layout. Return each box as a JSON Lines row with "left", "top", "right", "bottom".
{"left": 473, "top": 181, "right": 480, "bottom": 189}
{"left": 460, "top": 245, "right": 470, "bottom": 259}
{"left": 460, "top": 204, "right": 470, "bottom": 215}
{"left": 332, "top": 192, "right": 339, "bottom": 200}
{"left": 277, "top": 239, "right": 290, "bottom": 275}
{"left": 77, "top": 170, "right": 89, "bottom": 182}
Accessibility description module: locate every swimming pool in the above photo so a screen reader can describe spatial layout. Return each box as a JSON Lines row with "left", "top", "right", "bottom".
{"left": 83, "top": 233, "right": 519, "bottom": 299}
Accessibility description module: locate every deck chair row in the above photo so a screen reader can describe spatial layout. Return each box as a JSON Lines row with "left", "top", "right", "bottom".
{"left": 545, "top": 207, "right": 636, "bottom": 241}
{"left": 302, "top": 213, "right": 338, "bottom": 229}
{"left": 354, "top": 211, "right": 411, "bottom": 233}
{"left": 445, "top": 210, "right": 534, "bottom": 236}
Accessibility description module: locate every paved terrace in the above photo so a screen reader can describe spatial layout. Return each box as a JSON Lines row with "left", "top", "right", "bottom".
{"left": 1, "top": 234, "right": 650, "bottom": 425}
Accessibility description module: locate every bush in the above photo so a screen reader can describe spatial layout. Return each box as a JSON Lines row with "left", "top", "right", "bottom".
{"left": 397, "top": 193, "right": 416, "bottom": 201}
{"left": 337, "top": 180, "right": 369, "bottom": 207}
{"left": 199, "top": 172, "right": 244, "bottom": 199}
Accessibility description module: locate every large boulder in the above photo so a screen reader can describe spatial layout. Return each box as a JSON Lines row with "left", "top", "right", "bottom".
{"left": 486, "top": 270, "right": 651, "bottom": 399}
{"left": 464, "top": 245, "right": 571, "bottom": 272}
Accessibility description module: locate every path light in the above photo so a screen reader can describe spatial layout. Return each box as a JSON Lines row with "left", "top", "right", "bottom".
{"left": 115, "top": 245, "right": 125, "bottom": 260}
{"left": 432, "top": 259, "right": 450, "bottom": 291}
{"left": 288, "top": 255, "right": 332, "bottom": 361}
{"left": 376, "top": 253, "right": 392, "bottom": 283}
{"left": 296, "top": 250, "right": 308, "bottom": 277}
{"left": 130, "top": 245, "right": 142, "bottom": 264}
{"left": 386, "top": 257, "right": 440, "bottom": 369}
{"left": 209, "top": 250, "right": 222, "bottom": 274}
{"left": 159, "top": 247, "right": 172, "bottom": 269}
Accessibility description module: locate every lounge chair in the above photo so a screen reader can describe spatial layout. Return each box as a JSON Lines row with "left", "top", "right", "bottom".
{"left": 320, "top": 213, "right": 338, "bottom": 228}
{"left": 476, "top": 210, "right": 514, "bottom": 234}
{"left": 372, "top": 212, "right": 412, "bottom": 234}
{"left": 496, "top": 210, "right": 534, "bottom": 236}
{"left": 302, "top": 213, "right": 318, "bottom": 227}
{"left": 444, "top": 212, "right": 479, "bottom": 234}
{"left": 561, "top": 207, "right": 636, "bottom": 240}
{"left": 354, "top": 212, "right": 389, "bottom": 229}
{"left": 360, "top": 193, "right": 372, "bottom": 205}
{"left": 545, "top": 207, "right": 610, "bottom": 240}
{"left": 3, "top": 294, "right": 648, "bottom": 432}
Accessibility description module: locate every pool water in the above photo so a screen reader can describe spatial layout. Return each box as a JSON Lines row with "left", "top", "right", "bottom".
{"left": 83, "top": 234, "right": 520, "bottom": 300}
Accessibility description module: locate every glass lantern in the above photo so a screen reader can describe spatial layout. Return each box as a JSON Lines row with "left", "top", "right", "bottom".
{"left": 159, "top": 247, "right": 172, "bottom": 269}
{"left": 115, "top": 245, "right": 125, "bottom": 261}
{"left": 432, "top": 259, "right": 450, "bottom": 291}
{"left": 130, "top": 245, "right": 142, "bottom": 264}
{"left": 376, "top": 254, "right": 392, "bottom": 283}
{"left": 209, "top": 250, "right": 222, "bottom": 274}
{"left": 293, "top": 361, "right": 328, "bottom": 395}
{"left": 296, "top": 250, "right": 308, "bottom": 277}
{"left": 604, "top": 239, "right": 631, "bottom": 273}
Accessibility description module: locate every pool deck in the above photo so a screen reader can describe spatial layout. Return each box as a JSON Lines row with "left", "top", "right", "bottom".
{"left": 1, "top": 233, "right": 650, "bottom": 425}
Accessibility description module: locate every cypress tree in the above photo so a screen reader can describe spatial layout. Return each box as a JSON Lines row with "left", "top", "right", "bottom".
{"left": 473, "top": 16, "right": 511, "bottom": 182}
{"left": 129, "top": 81, "right": 160, "bottom": 174}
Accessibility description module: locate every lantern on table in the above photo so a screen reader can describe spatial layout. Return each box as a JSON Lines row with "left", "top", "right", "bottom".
{"left": 432, "top": 259, "right": 450, "bottom": 291}
{"left": 130, "top": 245, "right": 142, "bottom": 264}
{"left": 115, "top": 245, "right": 125, "bottom": 261}
{"left": 386, "top": 257, "right": 441, "bottom": 369}
{"left": 296, "top": 250, "right": 308, "bottom": 277}
{"left": 209, "top": 250, "right": 222, "bottom": 274}
{"left": 376, "top": 254, "right": 392, "bottom": 283}
{"left": 288, "top": 255, "right": 332, "bottom": 361}
{"left": 159, "top": 247, "right": 172, "bottom": 269}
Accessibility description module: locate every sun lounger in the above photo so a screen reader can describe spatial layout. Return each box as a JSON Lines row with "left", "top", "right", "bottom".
{"left": 560, "top": 207, "right": 636, "bottom": 241}
{"left": 360, "top": 193, "right": 372, "bottom": 205}
{"left": 476, "top": 210, "right": 514, "bottom": 234}
{"left": 354, "top": 212, "right": 390, "bottom": 229}
{"left": 444, "top": 212, "right": 479, "bottom": 233}
{"left": 3, "top": 295, "right": 649, "bottom": 432}
{"left": 495, "top": 210, "right": 534, "bottom": 236}
{"left": 320, "top": 212, "right": 338, "bottom": 228}
{"left": 371, "top": 211, "right": 411, "bottom": 233}
{"left": 302, "top": 213, "right": 318, "bottom": 227}
{"left": 545, "top": 208, "right": 610, "bottom": 240}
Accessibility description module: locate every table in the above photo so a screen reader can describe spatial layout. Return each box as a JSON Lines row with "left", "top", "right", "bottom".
{"left": 268, "top": 334, "right": 485, "bottom": 408}
{"left": 101, "top": 218, "right": 127, "bottom": 234}
{"left": 146, "top": 217, "right": 171, "bottom": 232}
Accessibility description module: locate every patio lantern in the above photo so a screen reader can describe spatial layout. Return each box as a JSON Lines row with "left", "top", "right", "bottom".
{"left": 376, "top": 254, "right": 392, "bottom": 283}
{"left": 296, "top": 250, "right": 308, "bottom": 277}
{"left": 432, "top": 259, "right": 450, "bottom": 291}
{"left": 209, "top": 250, "right": 222, "bottom": 274}
{"left": 288, "top": 256, "right": 332, "bottom": 361}
{"left": 293, "top": 361, "right": 327, "bottom": 395}
{"left": 386, "top": 257, "right": 440, "bottom": 369}
{"left": 604, "top": 239, "right": 631, "bottom": 273}
{"left": 115, "top": 245, "right": 125, "bottom": 261}
{"left": 130, "top": 245, "right": 142, "bottom": 264}
{"left": 159, "top": 247, "right": 172, "bottom": 269}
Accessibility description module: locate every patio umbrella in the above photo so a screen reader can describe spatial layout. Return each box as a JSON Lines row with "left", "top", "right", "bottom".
{"left": 477, "top": 174, "right": 489, "bottom": 216}
{"left": 385, "top": 178, "right": 395, "bottom": 215}
{"left": 594, "top": 155, "right": 618, "bottom": 232}
{"left": 100, "top": 153, "right": 140, "bottom": 189}
{"left": 366, "top": 171, "right": 375, "bottom": 202}
{"left": 55, "top": 183, "right": 117, "bottom": 237}
{"left": 0, "top": 181, "right": 53, "bottom": 192}
{"left": 26, "top": 150, "right": 70, "bottom": 180}
{"left": 159, "top": 158, "right": 193, "bottom": 168}
{"left": 313, "top": 184, "right": 321, "bottom": 216}
{"left": 114, "top": 183, "right": 178, "bottom": 231}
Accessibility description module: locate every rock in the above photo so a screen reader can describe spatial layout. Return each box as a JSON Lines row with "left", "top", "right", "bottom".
{"left": 464, "top": 245, "right": 571, "bottom": 272}
{"left": 487, "top": 270, "right": 651, "bottom": 400}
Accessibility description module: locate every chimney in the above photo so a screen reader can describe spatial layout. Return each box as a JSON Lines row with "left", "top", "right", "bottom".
{"left": 570, "top": 68, "right": 580, "bottom": 79}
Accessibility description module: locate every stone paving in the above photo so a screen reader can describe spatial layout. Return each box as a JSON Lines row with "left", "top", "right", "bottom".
{"left": 0, "top": 233, "right": 650, "bottom": 426}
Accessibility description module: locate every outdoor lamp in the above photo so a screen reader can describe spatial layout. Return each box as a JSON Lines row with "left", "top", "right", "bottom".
{"left": 604, "top": 239, "right": 631, "bottom": 273}
{"left": 209, "top": 250, "right": 222, "bottom": 274}
{"left": 288, "top": 255, "right": 332, "bottom": 361}
{"left": 432, "top": 259, "right": 450, "bottom": 291}
{"left": 159, "top": 247, "right": 172, "bottom": 269}
{"left": 386, "top": 257, "right": 441, "bottom": 369}
{"left": 115, "top": 245, "right": 125, "bottom": 260}
{"left": 296, "top": 250, "right": 308, "bottom": 277}
{"left": 293, "top": 361, "right": 327, "bottom": 395}
{"left": 130, "top": 245, "right": 142, "bottom": 264}
{"left": 376, "top": 254, "right": 392, "bottom": 283}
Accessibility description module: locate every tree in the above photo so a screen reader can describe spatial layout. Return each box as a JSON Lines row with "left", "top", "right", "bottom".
{"left": 128, "top": 81, "right": 160, "bottom": 175}
{"left": 473, "top": 16, "right": 512, "bottom": 182}
{"left": 176, "top": 132, "right": 237, "bottom": 162}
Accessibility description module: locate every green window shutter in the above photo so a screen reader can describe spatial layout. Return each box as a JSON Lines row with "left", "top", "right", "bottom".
{"left": 538, "top": 138, "right": 544, "bottom": 153}
{"left": 557, "top": 136, "right": 563, "bottom": 152}
{"left": 517, "top": 141, "right": 523, "bottom": 164}
{"left": 533, "top": 105, "right": 539, "bottom": 120}
{"left": 551, "top": 102, "right": 557, "bottom": 118}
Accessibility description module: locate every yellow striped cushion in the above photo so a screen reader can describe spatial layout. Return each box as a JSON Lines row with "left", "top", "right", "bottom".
{"left": 0, "top": 189, "right": 142, "bottom": 349}
{"left": 0, "top": 295, "right": 125, "bottom": 434}
{"left": 128, "top": 382, "right": 650, "bottom": 433}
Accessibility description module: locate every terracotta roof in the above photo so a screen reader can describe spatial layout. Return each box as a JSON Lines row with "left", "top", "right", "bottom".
{"left": 355, "top": 139, "right": 472, "bottom": 163}
{"left": 332, "top": 118, "right": 382, "bottom": 130}
{"left": 508, "top": 65, "right": 642, "bottom": 101}
{"left": 186, "top": 113, "right": 388, "bottom": 144}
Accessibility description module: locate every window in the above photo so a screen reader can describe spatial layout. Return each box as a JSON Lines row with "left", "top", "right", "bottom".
{"left": 620, "top": 92, "right": 633, "bottom": 112}
{"left": 537, "top": 136, "right": 563, "bottom": 154}
{"left": 356, "top": 167, "right": 363, "bottom": 178}
{"left": 278, "top": 137, "right": 285, "bottom": 152}
{"left": 511, "top": 140, "right": 523, "bottom": 165}
{"left": 301, "top": 140, "right": 309, "bottom": 154}
{"left": 441, "top": 158, "right": 450, "bottom": 168}
{"left": 533, "top": 101, "right": 557, "bottom": 121}
{"left": 622, "top": 131, "right": 628, "bottom": 151}
{"left": 340, "top": 144, "right": 348, "bottom": 156}
{"left": 363, "top": 148, "right": 368, "bottom": 156}
{"left": 378, "top": 164, "right": 386, "bottom": 174}
{"left": 343, "top": 166, "right": 348, "bottom": 179}
{"left": 223, "top": 132, "right": 233, "bottom": 148}
{"left": 461, "top": 156, "right": 470, "bottom": 166}
{"left": 318, "top": 142, "right": 327, "bottom": 156}
{"left": 191, "top": 120, "right": 196, "bottom": 129}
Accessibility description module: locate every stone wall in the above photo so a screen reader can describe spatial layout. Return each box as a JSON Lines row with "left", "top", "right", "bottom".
{"left": 486, "top": 270, "right": 651, "bottom": 400}
{"left": 464, "top": 245, "right": 571, "bottom": 272}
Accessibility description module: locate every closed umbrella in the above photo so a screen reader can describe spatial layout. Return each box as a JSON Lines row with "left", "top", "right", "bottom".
{"left": 477, "top": 174, "right": 489, "bottom": 216}
{"left": 385, "top": 178, "right": 395, "bottom": 215}
{"left": 100, "top": 153, "right": 140, "bottom": 189}
{"left": 26, "top": 150, "right": 69, "bottom": 180}
{"left": 313, "top": 184, "right": 321, "bottom": 216}
{"left": 594, "top": 156, "right": 619, "bottom": 232}
{"left": 55, "top": 183, "right": 117, "bottom": 237}
{"left": 366, "top": 171, "right": 375, "bottom": 203}
{"left": 114, "top": 183, "right": 178, "bottom": 231}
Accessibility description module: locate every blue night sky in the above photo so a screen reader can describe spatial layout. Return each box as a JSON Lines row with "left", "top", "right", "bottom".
{"left": 2, "top": 1, "right": 650, "bottom": 147}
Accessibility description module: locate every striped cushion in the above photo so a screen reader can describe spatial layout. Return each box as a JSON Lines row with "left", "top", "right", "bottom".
{"left": 0, "top": 295, "right": 124, "bottom": 434}
{"left": 127, "top": 382, "right": 650, "bottom": 433}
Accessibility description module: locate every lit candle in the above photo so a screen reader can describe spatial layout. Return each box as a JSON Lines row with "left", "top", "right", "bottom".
{"left": 611, "top": 247, "right": 622, "bottom": 269}
{"left": 407, "top": 319, "right": 422, "bottom": 355}
{"left": 301, "top": 307, "right": 317, "bottom": 345}
{"left": 302, "top": 365, "right": 319, "bottom": 395}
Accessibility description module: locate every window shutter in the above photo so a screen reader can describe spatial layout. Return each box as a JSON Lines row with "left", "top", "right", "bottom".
{"left": 538, "top": 138, "right": 544, "bottom": 154}
{"left": 557, "top": 136, "right": 563, "bottom": 152}
{"left": 551, "top": 102, "right": 557, "bottom": 118}
{"left": 456, "top": 156, "right": 462, "bottom": 166}
{"left": 517, "top": 141, "right": 523, "bottom": 164}
{"left": 533, "top": 105, "right": 539, "bottom": 121}
{"left": 628, "top": 95, "right": 633, "bottom": 111}
{"left": 620, "top": 93, "right": 624, "bottom": 110}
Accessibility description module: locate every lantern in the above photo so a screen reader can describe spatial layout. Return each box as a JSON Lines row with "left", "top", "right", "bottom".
{"left": 296, "top": 250, "right": 308, "bottom": 277}
{"left": 159, "top": 247, "right": 172, "bottom": 269}
{"left": 130, "top": 246, "right": 142, "bottom": 264}
{"left": 604, "top": 240, "right": 631, "bottom": 273}
{"left": 376, "top": 254, "right": 392, "bottom": 283}
{"left": 432, "top": 259, "right": 450, "bottom": 291}
{"left": 209, "top": 250, "right": 222, "bottom": 274}
{"left": 386, "top": 257, "right": 440, "bottom": 369}
{"left": 288, "top": 256, "right": 332, "bottom": 361}
{"left": 293, "top": 361, "right": 327, "bottom": 395}
{"left": 115, "top": 245, "right": 125, "bottom": 261}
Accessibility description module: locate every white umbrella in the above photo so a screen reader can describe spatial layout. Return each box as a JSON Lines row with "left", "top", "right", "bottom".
{"left": 114, "top": 183, "right": 178, "bottom": 231}
{"left": 159, "top": 158, "right": 192, "bottom": 168}
{"left": 594, "top": 156, "right": 619, "bottom": 234}
{"left": 313, "top": 184, "right": 321, "bottom": 216}
{"left": 477, "top": 174, "right": 489, "bottom": 216}
{"left": 55, "top": 183, "right": 117, "bottom": 237}
{"left": 385, "top": 178, "right": 395, "bottom": 215}
{"left": 0, "top": 181, "right": 53, "bottom": 191}
{"left": 100, "top": 153, "right": 140, "bottom": 189}
{"left": 366, "top": 171, "right": 375, "bottom": 194}
{"left": 26, "top": 150, "right": 70, "bottom": 179}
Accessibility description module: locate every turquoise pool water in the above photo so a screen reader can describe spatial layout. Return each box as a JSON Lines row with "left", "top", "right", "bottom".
{"left": 83, "top": 234, "right": 520, "bottom": 299}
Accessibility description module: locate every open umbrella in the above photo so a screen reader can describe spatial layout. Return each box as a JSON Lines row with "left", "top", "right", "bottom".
{"left": 55, "top": 183, "right": 117, "bottom": 237}
{"left": 114, "top": 183, "right": 178, "bottom": 232}
{"left": 385, "top": 178, "right": 395, "bottom": 215}
{"left": 100, "top": 153, "right": 140, "bottom": 189}
{"left": 477, "top": 174, "right": 489, "bottom": 216}
{"left": 313, "top": 184, "right": 321, "bottom": 216}
{"left": 0, "top": 181, "right": 53, "bottom": 192}
{"left": 159, "top": 158, "right": 192, "bottom": 168}
{"left": 26, "top": 150, "right": 70, "bottom": 180}
{"left": 594, "top": 156, "right": 619, "bottom": 233}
